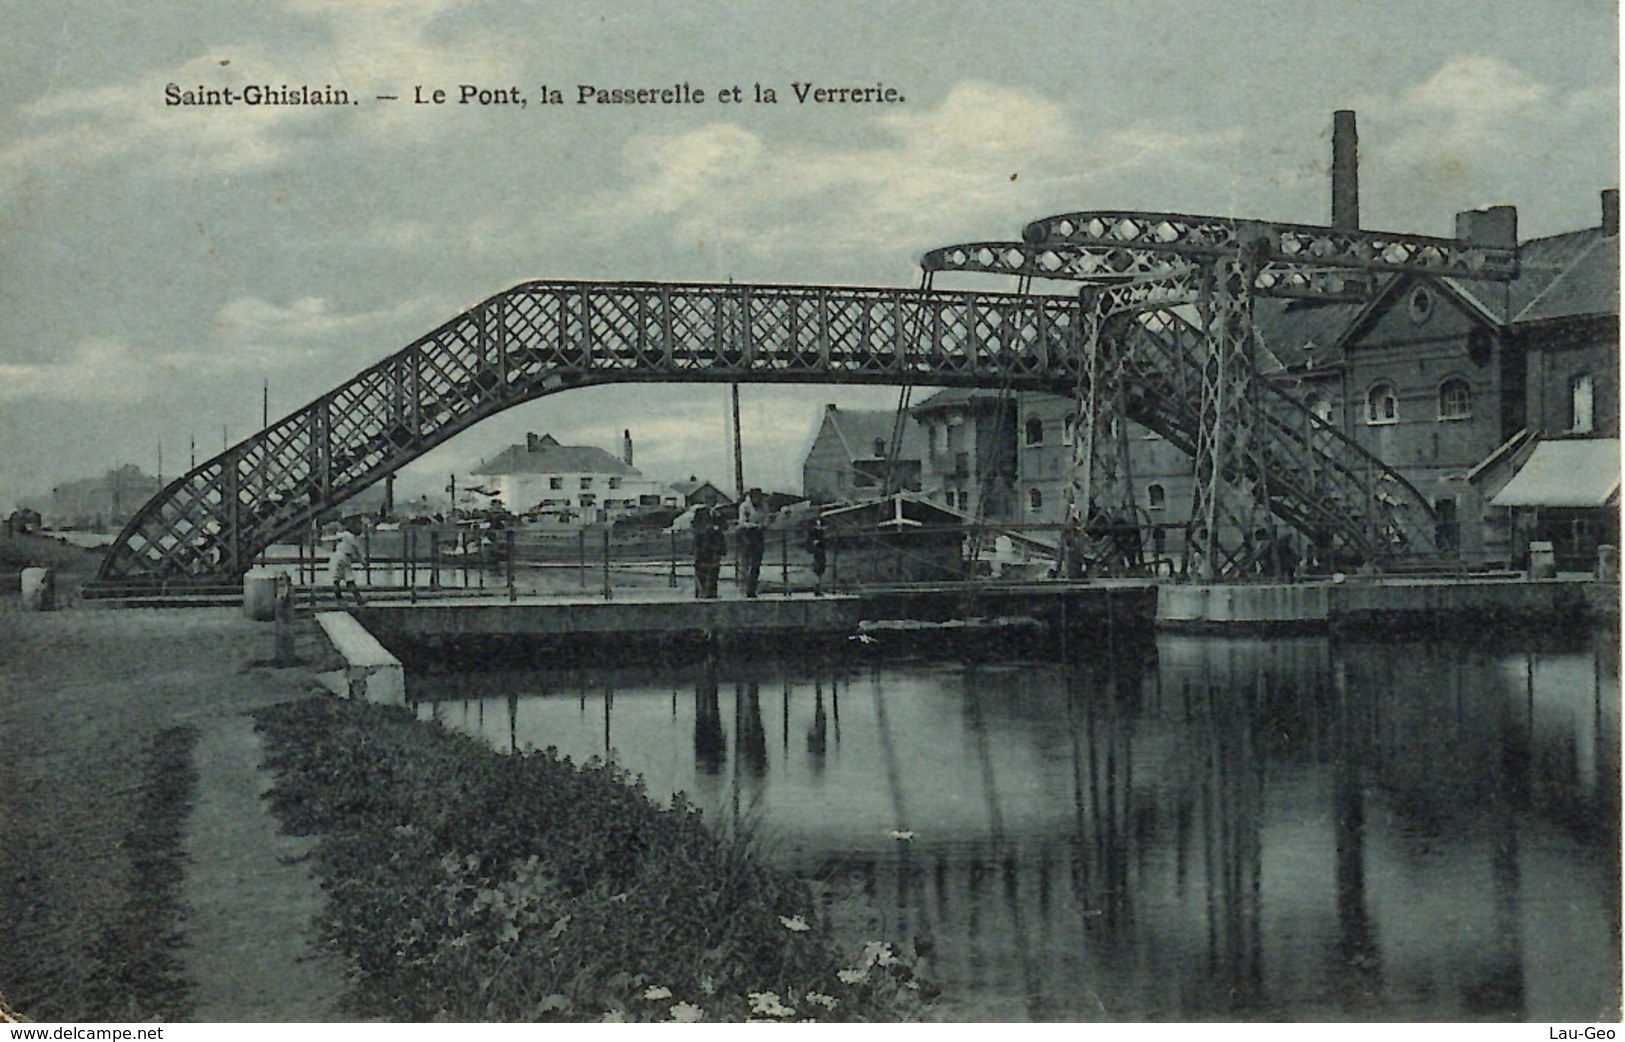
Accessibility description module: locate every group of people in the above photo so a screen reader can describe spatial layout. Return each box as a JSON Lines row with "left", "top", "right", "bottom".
{"left": 692, "top": 489, "right": 828, "bottom": 599}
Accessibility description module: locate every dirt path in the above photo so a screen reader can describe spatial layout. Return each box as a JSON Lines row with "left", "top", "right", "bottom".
{"left": 0, "top": 605, "right": 347, "bottom": 1021}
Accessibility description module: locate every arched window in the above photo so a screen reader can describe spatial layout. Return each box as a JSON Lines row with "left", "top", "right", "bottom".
{"left": 1305, "top": 392, "right": 1334, "bottom": 424}
{"left": 1438, "top": 378, "right": 1471, "bottom": 420}
{"left": 1366, "top": 383, "right": 1399, "bottom": 424}
{"left": 1061, "top": 414, "right": 1076, "bottom": 446}
{"left": 1571, "top": 373, "right": 1594, "bottom": 433}
{"left": 1147, "top": 483, "right": 1166, "bottom": 510}
{"left": 1028, "top": 487, "right": 1043, "bottom": 512}
{"left": 1025, "top": 417, "right": 1044, "bottom": 446}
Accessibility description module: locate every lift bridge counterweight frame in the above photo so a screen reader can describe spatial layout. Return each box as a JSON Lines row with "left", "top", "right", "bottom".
{"left": 926, "top": 210, "right": 1518, "bottom": 579}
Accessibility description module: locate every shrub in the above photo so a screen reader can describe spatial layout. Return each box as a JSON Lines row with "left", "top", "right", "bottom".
{"left": 256, "top": 697, "right": 931, "bottom": 1022}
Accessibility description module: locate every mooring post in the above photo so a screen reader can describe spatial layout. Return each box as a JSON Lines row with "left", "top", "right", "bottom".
{"left": 429, "top": 531, "right": 440, "bottom": 590}
{"left": 273, "top": 573, "right": 296, "bottom": 665}
{"left": 601, "top": 527, "right": 613, "bottom": 601}
{"left": 781, "top": 528, "right": 789, "bottom": 597}
{"left": 578, "top": 528, "right": 587, "bottom": 589}
{"left": 669, "top": 530, "right": 678, "bottom": 588}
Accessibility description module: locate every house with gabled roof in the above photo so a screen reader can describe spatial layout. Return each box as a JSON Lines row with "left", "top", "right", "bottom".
{"left": 801, "top": 404, "right": 924, "bottom": 504}
{"left": 1255, "top": 193, "right": 1619, "bottom": 567}
{"left": 473, "top": 432, "right": 679, "bottom": 525}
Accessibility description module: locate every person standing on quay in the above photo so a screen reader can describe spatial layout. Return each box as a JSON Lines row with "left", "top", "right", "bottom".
{"left": 692, "top": 506, "right": 724, "bottom": 599}
{"left": 804, "top": 509, "right": 827, "bottom": 595}
{"left": 329, "top": 522, "right": 366, "bottom": 607}
{"left": 737, "top": 488, "right": 767, "bottom": 598}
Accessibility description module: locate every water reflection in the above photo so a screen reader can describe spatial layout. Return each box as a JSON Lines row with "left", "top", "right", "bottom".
{"left": 414, "top": 627, "right": 1620, "bottom": 1022}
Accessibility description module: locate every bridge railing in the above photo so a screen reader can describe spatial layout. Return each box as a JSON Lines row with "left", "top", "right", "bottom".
{"left": 244, "top": 512, "right": 1467, "bottom": 608}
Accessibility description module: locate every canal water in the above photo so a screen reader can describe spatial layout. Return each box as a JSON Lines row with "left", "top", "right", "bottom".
{"left": 412, "top": 626, "right": 1621, "bottom": 1022}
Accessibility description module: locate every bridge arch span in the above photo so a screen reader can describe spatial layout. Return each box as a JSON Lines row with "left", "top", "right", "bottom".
{"left": 97, "top": 280, "right": 1084, "bottom": 582}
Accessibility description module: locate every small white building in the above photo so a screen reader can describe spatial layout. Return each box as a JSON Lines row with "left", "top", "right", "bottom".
{"left": 473, "top": 432, "right": 678, "bottom": 524}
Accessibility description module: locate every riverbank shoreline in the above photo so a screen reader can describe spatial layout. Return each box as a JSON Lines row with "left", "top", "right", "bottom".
{"left": 0, "top": 589, "right": 934, "bottom": 1022}
{"left": 0, "top": 604, "right": 349, "bottom": 1020}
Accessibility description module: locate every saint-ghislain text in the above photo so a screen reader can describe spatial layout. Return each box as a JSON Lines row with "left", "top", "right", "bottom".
{"left": 165, "top": 83, "right": 353, "bottom": 106}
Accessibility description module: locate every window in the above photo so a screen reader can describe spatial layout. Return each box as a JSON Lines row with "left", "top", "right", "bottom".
{"left": 1147, "top": 483, "right": 1166, "bottom": 510}
{"left": 1438, "top": 378, "right": 1471, "bottom": 420}
{"left": 1025, "top": 417, "right": 1044, "bottom": 446}
{"left": 1062, "top": 415, "right": 1075, "bottom": 446}
{"left": 1407, "top": 286, "right": 1435, "bottom": 324}
{"left": 1028, "top": 487, "right": 1043, "bottom": 512}
{"left": 1305, "top": 392, "right": 1334, "bottom": 424}
{"left": 608, "top": 476, "right": 622, "bottom": 489}
{"left": 1366, "top": 383, "right": 1399, "bottom": 424}
{"left": 579, "top": 477, "right": 593, "bottom": 489}
{"left": 579, "top": 494, "right": 596, "bottom": 507}
{"left": 873, "top": 438, "right": 887, "bottom": 457}
{"left": 1571, "top": 373, "right": 1595, "bottom": 433}
{"left": 957, "top": 490, "right": 970, "bottom": 511}
{"left": 549, "top": 477, "right": 563, "bottom": 490}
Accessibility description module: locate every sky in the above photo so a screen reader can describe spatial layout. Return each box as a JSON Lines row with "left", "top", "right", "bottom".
{"left": 1, "top": 0, "right": 1617, "bottom": 511}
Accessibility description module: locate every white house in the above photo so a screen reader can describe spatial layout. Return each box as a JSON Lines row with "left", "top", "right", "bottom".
{"left": 472, "top": 432, "right": 679, "bottom": 524}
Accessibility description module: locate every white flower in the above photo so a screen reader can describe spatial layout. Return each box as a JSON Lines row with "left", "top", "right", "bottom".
{"left": 860, "top": 941, "right": 898, "bottom": 968}
{"left": 888, "top": 829, "right": 915, "bottom": 841}
{"left": 643, "top": 985, "right": 673, "bottom": 1001}
{"left": 747, "top": 991, "right": 796, "bottom": 1018}
{"left": 837, "top": 968, "right": 869, "bottom": 985}
{"left": 669, "top": 1001, "right": 704, "bottom": 1022}
{"left": 778, "top": 914, "right": 810, "bottom": 932}
{"left": 806, "top": 992, "right": 839, "bottom": 1009}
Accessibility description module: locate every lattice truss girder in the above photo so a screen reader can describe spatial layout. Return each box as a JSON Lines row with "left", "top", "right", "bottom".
{"left": 949, "top": 208, "right": 1516, "bottom": 579}
{"left": 1018, "top": 211, "right": 1518, "bottom": 280}
{"left": 99, "top": 283, "right": 1083, "bottom": 582}
{"left": 923, "top": 242, "right": 1375, "bottom": 302}
{"left": 1060, "top": 266, "right": 1437, "bottom": 577}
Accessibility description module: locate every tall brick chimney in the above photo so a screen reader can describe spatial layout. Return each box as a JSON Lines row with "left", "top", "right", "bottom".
{"left": 1455, "top": 205, "right": 1518, "bottom": 248}
{"left": 1332, "top": 110, "right": 1359, "bottom": 230}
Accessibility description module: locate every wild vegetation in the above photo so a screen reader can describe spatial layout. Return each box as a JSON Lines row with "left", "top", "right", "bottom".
{"left": 255, "top": 696, "right": 932, "bottom": 1022}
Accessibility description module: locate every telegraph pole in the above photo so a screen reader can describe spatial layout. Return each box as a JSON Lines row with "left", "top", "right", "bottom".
{"left": 731, "top": 383, "right": 744, "bottom": 499}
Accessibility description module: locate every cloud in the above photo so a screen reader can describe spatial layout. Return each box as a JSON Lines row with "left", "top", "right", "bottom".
{"left": 0, "top": 294, "right": 444, "bottom": 406}
{"left": 577, "top": 81, "right": 1080, "bottom": 261}
{"left": 0, "top": 47, "right": 301, "bottom": 188}
{"left": 0, "top": 337, "right": 158, "bottom": 403}
{"left": 0, "top": 0, "right": 534, "bottom": 195}
{"left": 1359, "top": 55, "right": 1616, "bottom": 229}
{"left": 213, "top": 294, "right": 432, "bottom": 341}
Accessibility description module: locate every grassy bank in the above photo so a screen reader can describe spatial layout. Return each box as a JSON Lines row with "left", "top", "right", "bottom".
{"left": 255, "top": 696, "right": 933, "bottom": 1022}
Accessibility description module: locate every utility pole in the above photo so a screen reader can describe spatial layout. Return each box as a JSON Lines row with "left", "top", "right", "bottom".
{"left": 731, "top": 383, "right": 744, "bottom": 499}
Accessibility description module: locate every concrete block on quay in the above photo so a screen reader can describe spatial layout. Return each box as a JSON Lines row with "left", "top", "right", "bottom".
{"left": 1156, "top": 583, "right": 1329, "bottom": 630}
{"left": 314, "top": 612, "right": 406, "bottom": 704}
